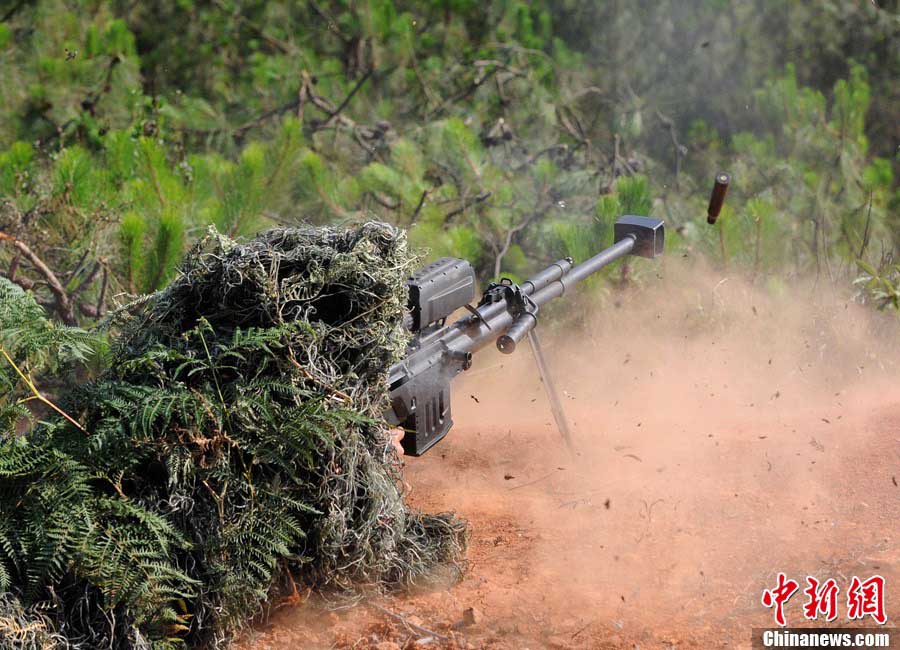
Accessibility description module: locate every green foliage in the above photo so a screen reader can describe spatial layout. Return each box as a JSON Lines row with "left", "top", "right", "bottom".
{"left": 0, "top": 0, "right": 895, "bottom": 320}
{"left": 0, "top": 224, "right": 465, "bottom": 648}
{"left": 616, "top": 176, "right": 653, "bottom": 218}
{"left": 855, "top": 260, "right": 900, "bottom": 314}
{"left": 0, "top": 278, "right": 103, "bottom": 432}
{"left": 0, "top": 1, "right": 897, "bottom": 645}
{"left": 667, "top": 64, "right": 895, "bottom": 283}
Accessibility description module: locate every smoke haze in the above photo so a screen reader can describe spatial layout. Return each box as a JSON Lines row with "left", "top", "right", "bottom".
{"left": 403, "top": 261, "right": 900, "bottom": 642}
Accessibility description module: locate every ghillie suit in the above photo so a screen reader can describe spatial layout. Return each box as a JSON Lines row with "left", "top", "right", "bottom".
{"left": 0, "top": 223, "right": 467, "bottom": 649}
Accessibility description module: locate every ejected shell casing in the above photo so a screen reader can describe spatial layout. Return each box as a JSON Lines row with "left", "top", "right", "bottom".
{"left": 707, "top": 172, "right": 730, "bottom": 224}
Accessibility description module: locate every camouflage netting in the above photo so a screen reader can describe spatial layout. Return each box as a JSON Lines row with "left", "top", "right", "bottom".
{"left": 0, "top": 222, "right": 467, "bottom": 649}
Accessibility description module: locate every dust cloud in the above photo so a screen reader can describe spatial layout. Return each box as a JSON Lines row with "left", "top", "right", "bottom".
{"left": 410, "top": 259, "right": 900, "bottom": 639}
{"left": 239, "top": 261, "right": 900, "bottom": 648}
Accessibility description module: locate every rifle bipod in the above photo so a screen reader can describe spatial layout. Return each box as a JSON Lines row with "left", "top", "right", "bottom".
{"left": 526, "top": 328, "right": 577, "bottom": 457}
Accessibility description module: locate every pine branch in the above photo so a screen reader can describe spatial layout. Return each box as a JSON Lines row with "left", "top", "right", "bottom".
{"left": 326, "top": 69, "right": 373, "bottom": 121}
{"left": 444, "top": 190, "right": 492, "bottom": 222}
{"left": 0, "top": 233, "right": 76, "bottom": 325}
{"left": 210, "top": 0, "right": 294, "bottom": 54}
{"left": 0, "top": 0, "right": 29, "bottom": 23}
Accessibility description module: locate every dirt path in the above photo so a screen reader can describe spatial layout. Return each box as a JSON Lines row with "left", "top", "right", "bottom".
{"left": 239, "top": 278, "right": 900, "bottom": 649}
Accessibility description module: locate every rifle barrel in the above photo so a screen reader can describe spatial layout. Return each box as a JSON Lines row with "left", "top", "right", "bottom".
{"left": 439, "top": 234, "right": 637, "bottom": 356}
{"left": 529, "top": 235, "right": 634, "bottom": 307}
{"left": 388, "top": 232, "right": 640, "bottom": 392}
{"left": 521, "top": 258, "right": 574, "bottom": 296}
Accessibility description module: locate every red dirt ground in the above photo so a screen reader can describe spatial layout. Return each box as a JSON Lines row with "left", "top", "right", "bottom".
{"left": 238, "top": 275, "right": 900, "bottom": 650}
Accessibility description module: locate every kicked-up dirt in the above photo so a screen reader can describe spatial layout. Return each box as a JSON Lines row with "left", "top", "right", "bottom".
{"left": 238, "top": 269, "right": 900, "bottom": 649}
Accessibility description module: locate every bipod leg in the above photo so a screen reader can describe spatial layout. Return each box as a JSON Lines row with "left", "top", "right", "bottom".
{"left": 526, "top": 329, "right": 577, "bottom": 456}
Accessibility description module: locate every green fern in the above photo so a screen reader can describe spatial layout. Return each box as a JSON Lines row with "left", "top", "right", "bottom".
{"left": 0, "top": 224, "right": 466, "bottom": 648}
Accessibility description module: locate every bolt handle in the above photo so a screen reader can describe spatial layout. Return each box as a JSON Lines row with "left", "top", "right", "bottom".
{"left": 707, "top": 172, "right": 731, "bottom": 225}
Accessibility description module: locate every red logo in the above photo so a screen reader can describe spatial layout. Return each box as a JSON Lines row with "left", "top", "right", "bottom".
{"left": 762, "top": 574, "right": 887, "bottom": 626}
{"left": 762, "top": 573, "right": 800, "bottom": 626}
{"left": 847, "top": 575, "right": 887, "bottom": 625}
{"left": 803, "top": 577, "right": 840, "bottom": 622}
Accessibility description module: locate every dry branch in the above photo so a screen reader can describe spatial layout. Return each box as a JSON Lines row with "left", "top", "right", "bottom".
{"left": 0, "top": 232, "right": 76, "bottom": 324}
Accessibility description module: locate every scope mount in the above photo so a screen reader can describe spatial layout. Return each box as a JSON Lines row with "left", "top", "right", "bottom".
{"left": 477, "top": 278, "right": 539, "bottom": 354}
